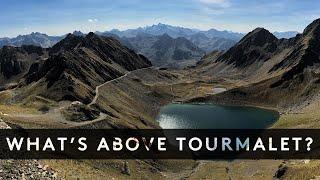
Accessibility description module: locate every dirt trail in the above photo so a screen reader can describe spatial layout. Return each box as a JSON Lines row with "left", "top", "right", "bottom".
{"left": 88, "top": 67, "right": 152, "bottom": 106}
{"left": 0, "top": 67, "right": 153, "bottom": 128}
{"left": 1, "top": 106, "right": 109, "bottom": 128}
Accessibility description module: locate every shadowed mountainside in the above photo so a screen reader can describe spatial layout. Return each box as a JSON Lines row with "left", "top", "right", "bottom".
{"left": 0, "top": 45, "right": 48, "bottom": 88}
{"left": 192, "top": 18, "right": 320, "bottom": 111}
{"left": 119, "top": 33, "right": 205, "bottom": 68}
{"left": 13, "top": 32, "right": 151, "bottom": 104}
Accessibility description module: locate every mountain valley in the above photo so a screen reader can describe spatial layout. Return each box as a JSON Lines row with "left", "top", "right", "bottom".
{"left": 0, "top": 19, "right": 319, "bottom": 179}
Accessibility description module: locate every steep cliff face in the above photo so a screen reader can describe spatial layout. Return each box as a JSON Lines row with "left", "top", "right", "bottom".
{"left": 0, "top": 45, "right": 47, "bottom": 86}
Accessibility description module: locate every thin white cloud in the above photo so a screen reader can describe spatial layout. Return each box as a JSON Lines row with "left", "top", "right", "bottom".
{"left": 199, "top": 0, "right": 225, "bottom": 3}
{"left": 199, "top": 0, "right": 230, "bottom": 7}
{"left": 88, "top": 18, "right": 98, "bottom": 23}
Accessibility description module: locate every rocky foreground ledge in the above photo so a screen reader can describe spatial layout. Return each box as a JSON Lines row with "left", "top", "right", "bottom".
{"left": 0, "top": 118, "right": 59, "bottom": 179}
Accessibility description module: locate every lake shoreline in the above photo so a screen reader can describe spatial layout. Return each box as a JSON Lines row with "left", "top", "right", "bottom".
{"left": 156, "top": 103, "right": 279, "bottom": 129}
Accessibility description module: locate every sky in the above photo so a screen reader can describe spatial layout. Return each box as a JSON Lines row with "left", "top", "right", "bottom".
{"left": 0, "top": 0, "right": 319, "bottom": 37}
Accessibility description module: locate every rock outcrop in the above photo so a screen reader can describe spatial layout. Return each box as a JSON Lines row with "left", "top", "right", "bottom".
{"left": 0, "top": 45, "right": 47, "bottom": 86}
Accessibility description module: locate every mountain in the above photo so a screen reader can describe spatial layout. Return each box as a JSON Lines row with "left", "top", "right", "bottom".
{"left": 194, "top": 18, "right": 320, "bottom": 110}
{"left": 109, "top": 23, "right": 198, "bottom": 38}
{"left": 188, "top": 32, "right": 236, "bottom": 52}
{"left": 72, "top": 31, "right": 85, "bottom": 37}
{"left": 120, "top": 33, "right": 205, "bottom": 68}
{"left": 17, "top": 32, "right": 151, "bottom": 103}
{"left": 108, "top": 23, "right": 244, "bottom": 40}
{"left": 150, "top": 34, "right": 204, "bottom": 65}
{"left": 96, "top": 31, "right": 137, "bottom": 50}
{"left": 0, "top": 45, "right": 48, "bottom": 87}
{"left": 0, "top": 25, "right": 300, "bottom": 70}
{"left": 0, "top": 25, "right": 299, "bottom": 54}
{"left": 273, "top": 31, "right": 299, "bottom": 39}
{"left": 200, "top": 27, "right": 290, "bottom": 78}
{"left": 0, "top": 24, "right": 243, "bottom": 56}
{"left": 103, "top": 24, "right": 243, "bottom": 56}
{"left": 201, "top": 28, "right": 244, "bottom": 41}
{"left": 0, "top": 32, "right": 62, "bottom": 48}
{"left": 98, "top": 29, "right": 236, "bottom": 67}
{"left": 215, "top": 27, "right": 279, "bottom": 67}
{"left": 118, "top": 33, "right": 157, "bottom": 54}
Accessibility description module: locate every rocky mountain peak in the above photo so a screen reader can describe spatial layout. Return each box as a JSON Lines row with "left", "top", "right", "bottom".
{"left": 215, "top": 27, "right": 279, "bottom": 67}
{"left": 157, "top": 23, "right": 166, "bottom": 26}
{"left": 239, "top": 27, "right": 277, "bottom": 46}
{"left": 22, "top": 32, "right": 152, "bottom": 103}
{"left": 50, "top": 33, "right": 83, "bottom": 53}
{"left": 83, "top": 32, "right": 102, "bottom": 43}
{"left": 30, "top": 32, "right": 43, "bottom": 36}
{"left": 86, "top": 32, "right": 96, "bottom": 38}
{"left": 72, "top": 31, "right": 85, "bottom": 37}
{"left": 303, "top": 18, "right": 320, "bottom": 38}
{"left": 65, "top": 33, "right": 77, "bottom": 39}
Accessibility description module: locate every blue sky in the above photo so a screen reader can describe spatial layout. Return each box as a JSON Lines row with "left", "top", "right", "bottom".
{"left": 0, "top": 0, "right": 319, "bottom": 37}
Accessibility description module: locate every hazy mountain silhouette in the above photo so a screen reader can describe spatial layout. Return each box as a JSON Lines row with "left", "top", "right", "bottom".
{"left": 273, "top": 31, "right": 299, "bottom": 39}
{"left": 0, "top": 24, "right": 299, "bottom": 69}
{"left": 0, "top": 32, "right": 62, "bottom": 48}
{"left": 119, "top": 33, "right": 205, "bottom": 68}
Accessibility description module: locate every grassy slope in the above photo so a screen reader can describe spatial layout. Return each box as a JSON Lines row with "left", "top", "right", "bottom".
{"left": 0, "top": 68, "right": 212, "bottom": 179}
{"left": 1, "top": 66, "right": 320, "bottom": 179}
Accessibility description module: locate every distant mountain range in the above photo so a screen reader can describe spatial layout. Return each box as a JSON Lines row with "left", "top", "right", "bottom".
{"left": 273, "top": 31, "right": 299, "bottom": 39}
{"left": 0, "top": 23, "right": 300, "bottom": 67}
{"left": 117, "top": 33, "right": 205, "bottom": 68}
{"left": 108, "top": 23, "right": 244, "bottom": 40}
{"left": 106, "top": 23, "right": 299, "bottom": 41}
{"left": 0, "top": 32, "right": 62, "bottom": 48}
{"left": 187, "top": 32, "right": 236, "bottom": 53}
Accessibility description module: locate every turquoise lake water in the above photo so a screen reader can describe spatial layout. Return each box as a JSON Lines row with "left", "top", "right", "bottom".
{"left": 156, "top": 104, "right": 279, "bottom": 129}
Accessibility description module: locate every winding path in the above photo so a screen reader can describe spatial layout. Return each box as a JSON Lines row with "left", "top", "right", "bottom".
{"left": 88, "top": 67, "right": 152, "bottom": 106}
